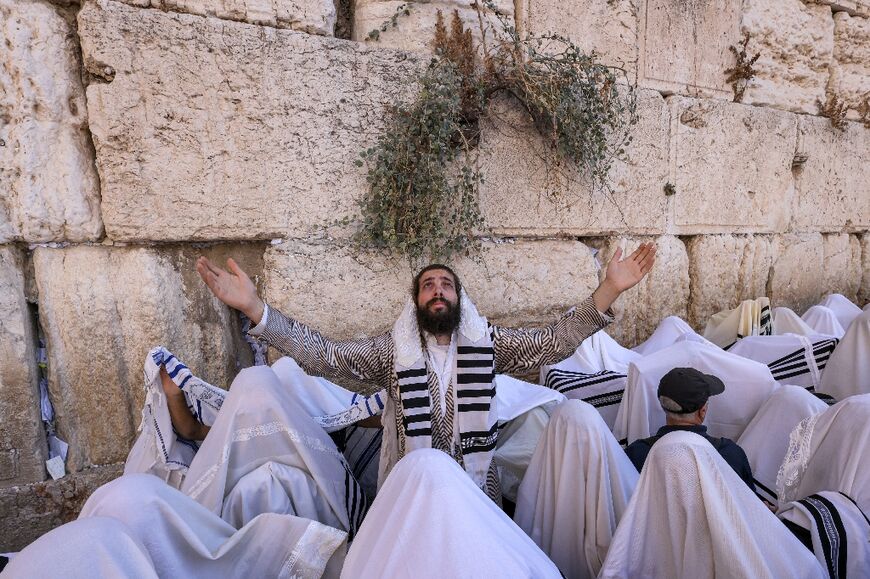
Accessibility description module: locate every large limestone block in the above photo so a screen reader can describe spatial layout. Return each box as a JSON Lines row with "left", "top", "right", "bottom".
{"left": 78, "top": 0, "right": 423, "bottom": 243}
{"left": 522, "top": 0, "right": 637, "bottom": 73}
{"left": 115, "top": 0, "right": 336, "bottom": 35}
{"left": 860, "top": 233, "right": 870, "bottom": 305}
{"left": 597, "top": 236, "right": 689, "bottom": 347}
{"left": 792, "top": 116, "right": 870, "bottom": 231}
{"left": 0, "top": 247, "right": 47, "bottom": 486}
{"left": 478, "top": 89, "right": 669, "bottom": 236}
{"left": 637, "top": 0, "right": 743, "bottom": 98}
{"left": 813, "top": 1, "right": 870, "bottom": 18}
{"left": 669, "top": 96, "right": 797, "bottom": 234}
{"left": 0, "top": 0, "right": 103, "bottom": 243}
{"left": 0, "top": 463, "right": 122, "bottom": 552}
{"left": 830, "top": 12, "right": 870, "bottom": 121}
{"left": 352, "top": 0, "right": 513, "bottom": 51}
{"left": 768, "top": 233, "right": 862, "bottom": 314}
{"left": 686, "top": 235, "right": 774, "bottom": 328}
{"left": 263, "top": 239, "right": 600, "bottom": 341}
{"left": 740, "top": 0, "right": 834, "bottom": 114}
{"left": 33, "top": 244, "right": 262, "bottom": 471}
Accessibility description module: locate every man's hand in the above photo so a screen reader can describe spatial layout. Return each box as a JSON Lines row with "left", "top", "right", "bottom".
{"left": 592, "top": 241, "right": 657, "bottom": 313}
{"left": 196, "top": 256, "right": 265, "bottom": 324}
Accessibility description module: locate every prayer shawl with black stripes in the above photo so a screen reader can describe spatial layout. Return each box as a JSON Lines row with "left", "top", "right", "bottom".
{"left": 258, "top": 292, "right": 613, "bottom": 501}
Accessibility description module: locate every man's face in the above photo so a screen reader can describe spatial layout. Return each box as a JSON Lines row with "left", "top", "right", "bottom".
{"left": 415, "top": 268, "right": 460, "bottom": 334}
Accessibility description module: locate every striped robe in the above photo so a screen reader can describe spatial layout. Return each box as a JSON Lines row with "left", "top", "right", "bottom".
{"left": 258, "top": 296, "right": 612, "bottom": 499}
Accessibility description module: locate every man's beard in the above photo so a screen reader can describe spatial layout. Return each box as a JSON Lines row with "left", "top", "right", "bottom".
{"left": 416, "top": 297, "right": 461, "bottom": 335}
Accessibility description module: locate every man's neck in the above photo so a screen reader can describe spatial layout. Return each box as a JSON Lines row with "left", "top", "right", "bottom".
{"left": 665, "top": 417, "right": 702, "bottom": 427}
{"left": 433, "top": 332, "right": 451, "bottom": 346}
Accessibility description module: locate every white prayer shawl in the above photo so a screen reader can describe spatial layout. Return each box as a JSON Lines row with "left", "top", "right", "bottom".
{"left": 600, "top": 432, "right": 826, "bottom": 579}
{"left": 341, "top": 449, "right": 561, "bottom": 579}
{"left": 632, "top": 315, "right": 709, "bottom": 356}
{"left": 737, "top": 385, "right": 827, "bottom": 503}
{"left": 540, "top": 330, "right": 640, "bottom": 429}
{"left": 773, "top": 306, "right": 821, "bottom": 337}
{"left": 3, "top": 517, "right": 159, "bottom": 579}
{"left": 703, "top": 297, "right": 772, "bottom": 349}
{"left": 178, "top": 366, "right": 367, "bottom": 538}
{"left": 778, "top": 394, "right": 870, "bottom": 512}
{"left": 802, "top": 305, "right": 846, "bottom": 339}
{"left": 613, "top": 341, "right": 778, "bottom": 445}
{"left": 125, "top": 347, "right": 227, "bottom": 487}
{"left": 779, "top": 490, "right": 870, "bottom": 579}
{"left": 514, "top": 400, "right": 638, "bottom": 579}
{"left": 726, "top": 334, "right": 834, "bottom": 390}
{"left": 819, "top": 293, "right": 863, "bottom": 333}
{"left": 78, "top": 473, "right": 347, "bottom": 579}
{"left": 818, "top": 311, "right": 870, "bottom": 401}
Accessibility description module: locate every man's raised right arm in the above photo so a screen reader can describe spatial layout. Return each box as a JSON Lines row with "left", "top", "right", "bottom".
{"left": 196, "top": 256, "right": 391, "bottom": 387}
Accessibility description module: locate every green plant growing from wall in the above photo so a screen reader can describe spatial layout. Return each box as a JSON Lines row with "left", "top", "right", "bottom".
{"left": 355, "top": 3, "right": 638, "bottom": 263}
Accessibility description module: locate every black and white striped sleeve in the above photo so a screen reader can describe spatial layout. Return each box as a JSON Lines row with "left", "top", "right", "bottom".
{"left": 257, "top": 306, "right": 393, "bottom": 389}
{"left": 492, "top": 296, "right": 614, "bottom": 374}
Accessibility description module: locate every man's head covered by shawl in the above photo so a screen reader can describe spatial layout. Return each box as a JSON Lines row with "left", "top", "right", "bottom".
{"left": 412, "top": 264, "right": 463, "bottom": 335}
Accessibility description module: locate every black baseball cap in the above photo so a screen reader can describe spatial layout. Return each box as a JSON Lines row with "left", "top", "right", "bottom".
{"left": 657, "top": 367, "right": 725, "bottom": 414}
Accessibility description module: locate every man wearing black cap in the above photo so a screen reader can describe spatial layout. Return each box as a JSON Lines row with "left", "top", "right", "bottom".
{"left": 624, "top": 367, "right": 755, "bottom": 489}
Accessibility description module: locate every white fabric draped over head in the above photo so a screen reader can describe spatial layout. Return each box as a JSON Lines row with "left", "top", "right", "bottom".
{"left": 599, "top": 431, "right": 826, "bottom": 579}
{"left": 632, "top": 316, "right": 710, "bottom": 356}
{"left": 514, "top": 400, "right": 638, "bottom": 579}
{"left": 737, "top": 385, "right": 827, "bottom": 503}
{"left": 819, "top": 294, "right": 863, "bottom": 333}
{"left": 801, "top": 305, "right": 846, "bottom": 339}
{"left": 773, "top": 306, "right": 820, "bottom": 337}
{"left": 613, "top": 341, "right": 779, "bottom": 445}
{"left": 818, "top": 311, "right": 870, "bottom": 401}
{"left": 703, "top": 297, "right": 772, "bottom": 348}
{"left": 341, "top": 449, "right": 561, "bottom": 579}
{"left": 777, "top": 394, "right": 870, "bottom": 512}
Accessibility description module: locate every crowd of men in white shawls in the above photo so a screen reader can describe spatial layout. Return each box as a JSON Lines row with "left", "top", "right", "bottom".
{"left": 4, "top": 293, "right": 870, "bottom": 579}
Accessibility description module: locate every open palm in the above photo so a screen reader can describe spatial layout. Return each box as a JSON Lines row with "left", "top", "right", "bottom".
{"left": 196, "top": 256, "right": 263, "bottom": 320}
{"left": 605, "top": 242, "right": 656, "bottom": 293}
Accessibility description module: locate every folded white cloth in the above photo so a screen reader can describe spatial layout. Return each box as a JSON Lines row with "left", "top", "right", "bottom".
{"left": 341, "top": 449, "right": 561, "bottom": 578}
{"left": 613, "top": 341, "right": 779, "bottom": 445}
{"left": 599, "top": 431, "right": 826, "bottom": 579}
{"left": 818, "top": 311, "right": 870, "bottom": 401}
{"left": 778, "top": 394, "right": 870, "bottom": 512}
{"left": 703, "top": 297, "right": 772, "bottom": 349}
{"left": 801, "top": 305, "right": 846, "bottom": 339}
{"left": 737, "top": 385, "right": 827, "bottom": 503}
{"left": 819, "top": 293, "right": 863, "bottom": 333}
{"left": 515, "top": 400, "right": 638, "bottom": 579}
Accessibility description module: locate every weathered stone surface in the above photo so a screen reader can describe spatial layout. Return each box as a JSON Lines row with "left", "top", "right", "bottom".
{"left": 813, "top": 0, "right": 870, "bottom": 18}
{"left": 478, "top": 89, "right": 669, "bottom": 236}
{"left": 523, "top": 0, "right": 637, "bottom": 73}
{"left": 740, "top": 0, "right": 834, "bottom": 114}
{"left": 637, "top": 0, "right": 742, "bottom": 98}
{"left": 0, "top": 246, "right": 47, "bottom": 487}
{"left": 0, "top": 463, "right": 122, "bottom": 552}
{"left": 768, "top": 233, "right": 862, "bottom": 314}
{"left": 669, "top": 96, "right": 797, "bottom": 234}
{"left": 597, "top": 235, "right": 689, "bottom": 346}
{"left": 33, "top": 244, "right": 263, "bottom": 471}
{"left": 830, "top": 12, "right": 870, "bottom": 121}
{"left": 78, "top": 0, "right": 423, "bottom": 243}
{"left": 686, "top": 235, "right": 775, "bottom": 328}
{"left": 115, "top": 0, "right": 336, "bottom": 35}
{"left": 0, "top": 0, "right": 103, "bottom": 243}
{"left": 860, "top": 233, "right": 870, "bottom": 305}
{"left": 792, "top": 116, "right": 870, "bottom": 232}
{"left": 352, "top": 0, "right": 513, "bottom": 51}
{"left": 263, "top": 239, "right": 600, "bottom": 342}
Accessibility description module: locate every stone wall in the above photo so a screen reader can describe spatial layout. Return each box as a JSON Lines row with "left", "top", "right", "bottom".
{"left": 0, "top": 0, "right": 867, "bottom": 548}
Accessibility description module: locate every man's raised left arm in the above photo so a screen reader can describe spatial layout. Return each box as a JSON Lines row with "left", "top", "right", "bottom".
{"left": 493, "top": 242, "right": 656, "bottom": 374}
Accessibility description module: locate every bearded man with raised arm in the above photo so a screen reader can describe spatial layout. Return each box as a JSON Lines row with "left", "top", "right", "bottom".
{"left": 195, "top": 243, "right": 656, "bottom": 501}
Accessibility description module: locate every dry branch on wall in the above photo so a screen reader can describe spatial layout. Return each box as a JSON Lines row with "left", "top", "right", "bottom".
{"left": 724, "top": 32, "right": 760, "bottom": 104}
{"left": 818, "top": 91, "right": 849, "bottom": 131}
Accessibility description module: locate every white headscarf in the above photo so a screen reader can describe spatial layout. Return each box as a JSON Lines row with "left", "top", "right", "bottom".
{"left": 819, "top": 294, "right": 863, "bottom": 333}
{"left": 737, "top": 385, "right": 827, "bottom": 503}
{"left": 801, "top": 305, "right": 846, "bottom": 339}
{"left": 514, "top": 400, "right": 638, "bottom": 579}
{"left": 817, "top": 311, "right": 870, "bottom": 401}
{"left": 613, "top": 341, "right": 779, "bottom": 444}
{"left": 778, "top": 394, "right": 870, "bottom": 512}
{"left": 599, "top": 431, "right": 826, "bottom": 579}
{"left": 341, "top": 449, "right": 561, "bottom": 578}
